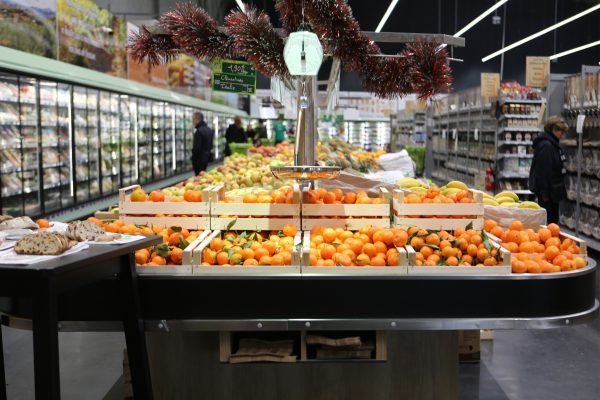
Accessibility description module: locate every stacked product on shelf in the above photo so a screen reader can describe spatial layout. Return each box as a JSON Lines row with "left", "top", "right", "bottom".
{"left": 495, "top": 82, "right": 544, "bottom": 196}
{"left": 344, "top": 117, "right": 391, "bottom": 152}
{"left": 391, "top": 110, "right": 426, "bottom": 151}
{"left": 561, "top": 67, "right": 600, "bottom": 244}
{"left": 429, "top": 87, "right": 497, "bottom": 187}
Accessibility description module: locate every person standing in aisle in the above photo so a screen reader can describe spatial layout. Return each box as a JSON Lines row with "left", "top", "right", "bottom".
{"left": 528, "top": 116, "right": 568, "bottom": 224}
{"left": 191, "top": 112, "right": 214, "bottom": 175}
{"left": 224, "top": 116, "right": 247, "bottom": 157}
{"left": 253, "top": 119, "right": 268, "bottom": 146}
{"left": 273, "top": 114, "right": 287, "bottom": 144}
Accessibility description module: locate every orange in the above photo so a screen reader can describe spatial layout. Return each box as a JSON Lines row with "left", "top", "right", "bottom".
{"left": 516, "top": 232, "right": 530, "bottom": 244}
{"left": 573, "top": 257, "right": 586, "bottom": 269}
{"left": 420, "top": 246, "right": 433, "bottom": 259}
{"left": 560, "top": 259, "right": 574, "bottom": 271}
{"left": 339, "top": 230, "right": 353, "bottom": 242}
{"left": 504, "top": 230, "right": 520, "bottom": 244}
{"left": 130, "top": 188, "right": 147, "bottom": 202}
{"left": 36, "top": 219, "right": 50, "bottom": 228}
{"left": 241, "top": 248, "right": 255, "bottom": 261}
{"left": 547, "top": 223, "right": 561, "bottom": 237}
{"left": 168, "top": 232, "right": 184, "bottom": 246}
{"left": 381, "top": 230, "right": 394, "bottom": 246}
{"left": 323, "top": 228, "right": 337, "bottom": 243}
{"left": 331, "top": 188, "right": 344, "bottom": 201}
{"left": 469, "top": 234, "right": 483, "bottom": 246}
{"left": 184, "top": 190, "right": 202, "bottom": 202}
{"left": 483, "top": 257, "right": 497, "bottom": 266}
{"left": 323, "top": 192, "right": 336, "bottom": 204}
{"left": 262, "top": 241, "right": 276, "bottom": 256}
{"left": 466, "top": 244, "right": 478, "bottom": 257}
{"left": 243, "top": 193, "right": 258, "bottom": 203}
{"left": 362, "top": 243, "right": 377, "bottom": 258}
{"left": 484, "top": 219, "right": 497, "bottom": 232}
{"left": 280, "top": 251, "right": 292, "bottom": 265}
{"left": 504, "top": 242, "right": 519, "bottom": 253}
{"left": 476, "top": 248, "right": 489, "bottom": 262}
{"left": 151, "top": 255, "right": 167, "bottom": 265}
{"left": 512, "top": 259, "right": 527, "bottom": 273}
{"left": 519, "top": 241, "right": 535, "bottom": 253}
{"left": 560, "top": 250, "right": 573, "bottom": 260}
{"left": 258, "top": 255, "right": 272, "bottom": 265}
{"left": 425, "top": 233, "right": 440, "bottom": 246}
{"left": 525, "top": 260, "right": 541, "bottom": 273}
{"left": 393, "top": 230, "right": 408, "bottom": 247}
{"left": 343, "top": 192, "right": 357, "bottom": 204}
{"left": 216, "top": 252, "right": 229, "bottom": 265}
{"left": 320, "top": 244, "right": 336, "bottom": 260}
{"left": 323, "top": 259, "right": 335, "bottom": 267}
{"left": 203, "top": 249, "right": 216, "bottom": 264}
{"left": 356, "top": 253, "right": 370, "bottom": 266}
{"left": 462, "top": 254, "right": 473, "bottom": 265}
{"left": 374, "top": 241, "right": 387, "bottom": 255}
{"left": 445, "top": 256, "right": 459, "bottom": 266}
{"left": 545, "top": 237, "right": 561, "bottom": 249}
{"left": 244, "top": 258, "right": 259, "bottom": 266}
{"left": 309, "top": 254, "right": 318, "bottom": 266}
{"left": 170, "top": 247, "right": 183, "bottom": 264}
{"left": 316, "top": 188, "right": 327, "bottom": 200}
{"left": 336, "top": 254, "right": 353, "bottom": 266}
{"left": 349, "top": 239, "right": 364, "bottom": 255}
{"left": 454, "top": 227, "right": 466, "bottom": 237}
{"left": 490, "top": 226, "right": 504, "bottom": 238}
{"left": 410, "top": 236, "right": 424, "bottom": 250}
{"left": 538, "top": 228, "right": 552, "bottom": 243}
{"left": 370, "top": 257, "right": 386, "bottom": 267}
{"left": 210, "top": 238, "right": 224, "bottom": 252}
{"left": 149, "top": 190, "right": 165, "bottom": 202}
{"left": 560, "top": 238, "right": 574, "bottom": 251}
{"left": 135, "top": 249, "right": 150, "bottom": 265}
{"left": 387, "top": 252, "right": 399, "bottom": 266}
{"left": 552, "top": 255, "right": 567, "bottom": 267}
{"left": 441, "top": 246, "right": 456, "bottom": 259}
{"left": 508, "top": 220, "right": 523, "bottom": 231}
{"left": 282, "top": 224, "right": 297, "bottom": 238}
{"left": 271, "top": 254, "right": 284, "bottom": 266}
{"left": 254, "top": 247, "right": 269, "bottom": 260}
{"left": 229, "top": 253, "right": 243, "bottom": 265}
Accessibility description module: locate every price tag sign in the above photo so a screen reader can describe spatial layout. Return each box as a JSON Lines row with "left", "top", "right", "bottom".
{"left": 474, "top": 128, "right": 479, "bottom": 141}
{"left": 212, "top": 59, "right": 256, "bottom": 95}
{"left": 526, "top": 56, "right": 549, "bottom": 88}
{"left": 481, "top": 73, "right": 500, "bottom": 99}
{"left": 442, "top": 129, "right": 447, "bottom": 139}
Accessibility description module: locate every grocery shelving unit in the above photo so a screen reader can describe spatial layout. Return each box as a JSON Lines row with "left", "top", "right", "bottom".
{"left": 0, "top": 45, "right": 245, "bottom": 219}
{"left": 559, "top": 65, "right": 600, "bottom": 250}
{"left": 344, "top": 117, "right": 391, "bottom": 151}
{"left": 495, "top": 94, "right": 544, "bottom": 196}
{"left": 390, "top": 111, "right": 426, "bottom": 151}
{"left": 427, "top": 87, "right": 497, "bottom": 188}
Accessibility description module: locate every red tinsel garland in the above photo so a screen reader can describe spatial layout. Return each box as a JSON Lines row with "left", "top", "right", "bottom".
{"left": 128, "top": 0, "right": 452, "bottom": 99}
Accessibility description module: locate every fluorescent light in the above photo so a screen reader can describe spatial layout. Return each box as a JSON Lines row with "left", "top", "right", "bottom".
{"left": 375, "top": 0, "right": 399, "bottom": 33}
{"left": 550, "top": 39, "right": 600, "bottom": 60}
{"left": 439, "top": 0, "right": 508, "bottom": 49}
{"left": 454, "top": 0, "right": 508, "bottom": 37}
{"left": 236, "top": 0, "right": 245, "bottom": 12}
{"left": 483, "top": 3, "right": 600, "bottom": 62}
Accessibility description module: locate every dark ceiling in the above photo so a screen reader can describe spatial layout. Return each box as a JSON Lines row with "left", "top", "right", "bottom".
{"left": 223, "top": 0, "right": 600, "bottom": 93}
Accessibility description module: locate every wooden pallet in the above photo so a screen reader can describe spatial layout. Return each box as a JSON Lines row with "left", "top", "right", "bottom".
{"left": 301, "top": 187, "right": 391, "bottom": 230}
{"left": 392, "top": 189, "right": 484, "bottom": 230}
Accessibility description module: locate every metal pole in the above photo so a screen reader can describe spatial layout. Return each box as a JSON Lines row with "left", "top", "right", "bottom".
{"left": 294, "top": 76, "right": 317, "bottom": 167}
{"left": 576, "top": 65, "right": 585, "bottom": 234}
{"left": 500, "top": 3, "right": 507, "bottom": 80}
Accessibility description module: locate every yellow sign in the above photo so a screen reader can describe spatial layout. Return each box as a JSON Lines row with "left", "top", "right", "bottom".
{"left": 417, "top": 98, "right": 427, "bottom": 112}
{"left": 481, "top": 73, "right": 500, "bottom": 98}
{"left": 526, "top": 56, "right": 549, "bottom": 87}
{"left": 404, "top": 100, "right": 414, "bottom": 114}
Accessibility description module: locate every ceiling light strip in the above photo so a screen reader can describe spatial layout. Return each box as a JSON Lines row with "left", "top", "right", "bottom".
{"left": 375, "top": 0, "right": 400, "bottom": 33}
{"left": 482, "top": 3, "right": 600, "bottom": 62}
{"left": 236, "top": 0, "right": 245, "bottom": 13}
{"left": 549, "top": 39, "right": 600, "bottom": 60}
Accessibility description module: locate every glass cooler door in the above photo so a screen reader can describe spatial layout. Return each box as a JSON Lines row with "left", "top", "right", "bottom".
{"left": 174, "top": 105, "right": 187, "bottom": 173}
{"left": 20, "top": 77, "right": 42, "bottom": 216}
{"left": 119, "top": 95, "right": 134, "bottom": 187}
{"left": 164, "top": 103, "right": 175, "bottom": 176}
{"left": 100, "top": 91, "right": 120, "bottom": 195}
{"left": 184, "top": 107, "right": 194, "bottom": 172}
{"left": 151, "top": 101, "right": 165, "bottom": 180}
{"left": 0, "top": 73, "right": 26, "bottom": 216}
{"left": 57, "top": 83, "right": 74, "bottom": 209}
{"left": 137, "top": 98, "right": 152, "bottom": 184}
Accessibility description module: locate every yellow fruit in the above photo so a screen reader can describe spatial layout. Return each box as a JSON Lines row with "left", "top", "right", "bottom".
{"left": 518, "top": 201, "right": 541, "bottom": 209}
{"left": 483, "top": 198, "right": 500, "bottom": 206}
{"left": 495, "top": 191, "right": 519, "bottom": 202}
{"left": 446, "top": 181, "right": 468, "bottom": 190}
{"left": 495, "top": 196, "right": 516, "bottom": 204}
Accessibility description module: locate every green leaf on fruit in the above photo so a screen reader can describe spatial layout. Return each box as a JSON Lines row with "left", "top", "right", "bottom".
{"left": 295, "top": 243, "right": 303, "bottom": 252}
{"left": 451, "top": 239, "right": 460, "bottom": 248}
{"left": 278, "top": 230, "right": 285, "bottom": 237}
{"left": 465, "top": 221, "right": 473, "bottom": 230}
{"left": 227, "top": 248, "right": 235, "bottom": 259}
{"left": 481, "top": 230, "right": 491, "bottom": 252}
{"left": 423, "top": 244, "right": 440, "bottom": 250}
{"left": 170, "top": 226, "right": 182, "bottom": 232}
{"left": 226, "top": 218, "right": 237, "bottom": 231}
{"left": 179, "top": 238, "right": 190, "bottom": 249}
{"left": 239, "top": 231, "right": 248, "bottom": 239}
{"left": 243, "top": 241, "right": 252, "bottom": 249}
{"left": 437, "top": 258, "right": 445, "bottom": 266}
{"left": 336, "top": 263, "right": 343, "bottom": 267}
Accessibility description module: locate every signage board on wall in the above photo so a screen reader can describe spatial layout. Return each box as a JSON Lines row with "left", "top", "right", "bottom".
{"left": 0, "top": 0, "right": 57, "bottom": 58}
{"left": 526, "top": 56, "right": 549, "bottom": 88}
{"left": 481, "top": 72, "right": 500, "bottom": 98}
{"left": 212, "top": 59, "right": 256, "bottom": 95}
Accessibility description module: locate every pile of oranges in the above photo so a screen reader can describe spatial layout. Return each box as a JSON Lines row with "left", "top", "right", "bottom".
{"left": 86, "top": 217, "right": 204, "bottom": 266}
{"left": 305, "top": 188, "right": 383, "bottom": 205}
{"left": 130, "top": 188, "right": 203, "bottom": 202}
{"left": 407, "top": 227, "right": 503, "bottom": 267}
{"left": 483, "top": 219, "right": 587, "bottom": 273}
{"left": 225, "top": 187, "right": 297, "bottom": 204}
{"left": 308, "top": 226, "right": 408, "bottom": 267}
{"left": 403, "top": 187, "right": 476, "bottom": 205}
{"left": 201, "top": 224, "right": 298, "bottom": 266}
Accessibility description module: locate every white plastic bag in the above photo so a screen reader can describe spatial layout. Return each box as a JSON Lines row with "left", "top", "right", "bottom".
{"left": 316, "top": 171, "right": 396, "bottom": 197}
{"left": 377, "top": 150, "right": 415, "bottom": 176}
{"left": 484, "top": 206, "right": 547, "bottom": 229}
{"left": 365, "top": 170, "right": 408, "bottom": 185}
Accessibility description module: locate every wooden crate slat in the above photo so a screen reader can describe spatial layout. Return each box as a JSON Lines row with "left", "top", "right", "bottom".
{"left": 212, "top": 203, "right": 300, "bottom": 216}
{"left": 394, "top": 217, "right": 482, "bottom": 230}
{"left": 302, "top": 203, "right": 390, "bottom": 217}
{"left": 392, "top": 201, "right": 484, "bottom": 216}
{"left": 211, "top": 218, "right": 301, "bottom": 231}
{"left": 121, "top": 216, "right": 210, "bottom": 230}
{"left": 302, "top": 218, "right": 390, "bottom": 230}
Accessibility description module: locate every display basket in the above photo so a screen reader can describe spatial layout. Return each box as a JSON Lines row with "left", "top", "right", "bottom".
{"left": 136, "top": 230, "right": 210, "bottom": 275}
{"left": 487, "top": 225, "right": 588, "bottom": 262}
{"left": 301, "top": 187, "right": 391, "bottom": 230}
{"left": 193, "top": 230, "right": 302, "bottom": 276}
{"left": 229, "top": 143, "right": 253, "bottom": 155}
{"left": 405, "top": 241, "right": 511, "bottom": 275}
{"left": 301, "top": 231, "right": 409, "bottom": 276}
{"left": 118, "top": 185, "right": 211, "bottom": 230}
{"left": 392, "top": 189, "right": 484, "bottom": 230}
{"left": 209, "top": 186, "right": 301, "bottom": 231}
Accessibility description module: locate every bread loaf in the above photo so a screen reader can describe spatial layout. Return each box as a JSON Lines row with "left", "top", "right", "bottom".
{"left": 66, "top": 221, "right": 104, "bottom": 242}
{"left": 14, "top": 232, "right": 72, "bottom": 255}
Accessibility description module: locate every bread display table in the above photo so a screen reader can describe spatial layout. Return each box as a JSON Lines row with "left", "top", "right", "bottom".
{"left": 0, "top": 236, "right": 161, "bottom": 400}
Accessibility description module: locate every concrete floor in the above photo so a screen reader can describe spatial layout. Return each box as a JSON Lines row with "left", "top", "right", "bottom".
{"left": 1, "top": 262, "right": 598, "bottom": 400}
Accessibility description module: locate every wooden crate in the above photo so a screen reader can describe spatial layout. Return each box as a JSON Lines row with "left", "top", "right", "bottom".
{"left": 301, "top": 231, "right": 408, "bottom": 276}
{"left": 94, "top": 207, "right": 119, "bottom": 221}
{"left": 118, "top": 184, "right": 210, "bottom": 230}
{"left": 193, "top": 230, "right": 302, "bottom": 276}
{"left": 405, "top": 241, "right": 511, "bottom": 275}
{"left": 209, "top": 186, "right": 301, "bottom": 231}
{"left": 487, "top": 225, "right": 588, "bottom": 262}
{"left": 135, "top": 230, "right": 210, "bottom": 275}
{"left": 392, "top": 189, "right": 484, "bottom": 230}
{"left": 301, "top": 188, "right": 391, "bottom": 230}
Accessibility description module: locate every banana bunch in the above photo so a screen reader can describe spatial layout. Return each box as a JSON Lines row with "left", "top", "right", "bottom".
{"left": 483, "top": 191, "right": 541, "bottom": 209}
{"left": 398, "top": 178, "right": 429, "bottom": 192}
{"left": 439, "top": 181, "right": 469, "bottom": 195}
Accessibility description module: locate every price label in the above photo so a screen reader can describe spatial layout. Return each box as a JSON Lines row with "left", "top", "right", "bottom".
{"left": 212, "top": 59, "right": 256, "bottom": 95}
{"left": 474, "top": 128, "right": 479, "bottom": 141}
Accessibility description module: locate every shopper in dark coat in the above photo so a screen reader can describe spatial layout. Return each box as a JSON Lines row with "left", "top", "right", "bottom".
{"left": 529, "top": 116, "right": 568, "bottom": 224}
{"left": 191, "top": 112, "right": 214, "bottom": 175}
{"left": 224, "top": 116, "right": 247, "bottom": 156}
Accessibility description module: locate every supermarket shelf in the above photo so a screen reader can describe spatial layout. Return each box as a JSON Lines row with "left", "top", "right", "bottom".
{"left": 498, "top": 114, "right": 540, "bottom": 121}
{"left": 497, "top": 172, "right": 529, "bottom": 179}
{"left": 500, "top": 98, "right": 544, "bottom": 105}
{"left": 512, "top": 189, "right": 533, "bottom": 195}
{"left": 497, "top": 153, "right": 534, "bottom": 159}
{"left": 561, "top": 227, "right": 600, "bottom": 253}
{"left": 498, "top": 140, "right": 533, "bottom": 146}
{"left": 498, "top": 127, "right": 540, "bottom": 134}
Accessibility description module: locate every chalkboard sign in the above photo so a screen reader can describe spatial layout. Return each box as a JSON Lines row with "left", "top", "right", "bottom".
{"left": 212, "top": 59, "right": 256, "bottom": 95}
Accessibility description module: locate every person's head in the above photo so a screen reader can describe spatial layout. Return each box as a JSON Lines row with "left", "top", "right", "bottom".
{"left": 277, "top": 114, "right": 284, "bottom": 122}
{"left": 544, "top": 116, "right": 568, "bottom": 140}
{"left": 234, "top": 116, "right": 242, "bottom": 126}
{"left": 258, "top": 119, "right": 265, "bottom": 126}
{"left": 192, "top": 112, "right": 203, "bottom": 126}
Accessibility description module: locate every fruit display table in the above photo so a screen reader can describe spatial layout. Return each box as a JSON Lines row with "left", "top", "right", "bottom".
{"left": 0, "top": 236, "right": 162, "bottom": 400}
{"left": 0, "top": 262, "right": 596, "bottom": 399}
